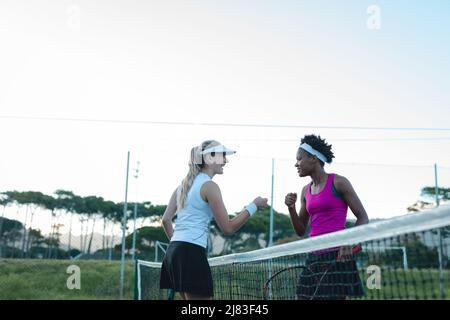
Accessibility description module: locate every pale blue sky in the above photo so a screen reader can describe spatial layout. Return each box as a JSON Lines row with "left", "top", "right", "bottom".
{"left": 0, "top": 1, "right": 449, "bottom": 236}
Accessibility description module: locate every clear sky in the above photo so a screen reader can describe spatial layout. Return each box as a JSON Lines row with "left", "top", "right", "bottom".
{"left": 1, "top": 1, "right": 449, "bottom": 236}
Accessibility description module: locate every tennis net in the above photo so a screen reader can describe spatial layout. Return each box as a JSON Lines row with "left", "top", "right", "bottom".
{"left": 135, "top": 205, "right": 450, "bottom": 300}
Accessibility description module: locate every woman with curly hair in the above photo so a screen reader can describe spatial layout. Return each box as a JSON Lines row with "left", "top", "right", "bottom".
{"left": 285, "top": 134, "right": 369, "bottom": 300}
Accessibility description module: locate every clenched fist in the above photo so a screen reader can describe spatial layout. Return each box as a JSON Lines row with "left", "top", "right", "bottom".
{"left": 285, "top": 193, "right": 297, "bottom": 209}
{"left": 253, "top": 197, "right": 269, "bottom": 209}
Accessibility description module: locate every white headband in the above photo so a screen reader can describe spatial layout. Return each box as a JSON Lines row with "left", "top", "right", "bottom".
{"left": 299, "top": 143, "right": 327, "bottom": 164}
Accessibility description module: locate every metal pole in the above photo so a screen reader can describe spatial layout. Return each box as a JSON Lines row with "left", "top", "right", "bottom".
{"left": 434, "top": 163, "right": 440, "bottom": 207}
{"left": 131, "top": 162, "right": 140, "bottom": 261}
{"left": 120, "top": 151, "right": 130, "bottom": 300}
{"left": 267, "top": 159, "right": 275, "bottom": 300}
{"left": 434, "top": 163, "right": 445, "bottom": 299}
{"left": 437, "top": 228, "right": 444, "bottom": 299}
{"left": 108, "top": 234, "right": 113, "bottom": 261}
{"left": 402, "top": 247, "right": 408, "bottom": 270}
{"left": 269, "top": 158, "right": 274, "bottom": 247}
{"left": 131, "top": 200, "right": 138, "bottom": 261}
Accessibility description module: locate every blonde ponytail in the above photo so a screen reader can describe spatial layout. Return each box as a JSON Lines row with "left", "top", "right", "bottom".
{"left": 177, "top": 140, "right": 220, "bottom": 211}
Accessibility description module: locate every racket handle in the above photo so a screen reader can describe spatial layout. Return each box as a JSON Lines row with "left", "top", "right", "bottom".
{"left": 352, "top": 244, "right": 362, "bottom": 254}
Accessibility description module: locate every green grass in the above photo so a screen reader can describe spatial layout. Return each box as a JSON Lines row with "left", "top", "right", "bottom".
{"left": 0, "top": 259, "right": 135, "bottom": 300}
{"left": 139, "top": 264, "right": 450, "bottom": 300}
{"left": 5, "top": 259, "right": 448, "bottom": 300}
{"left": 360, "top": 268, "right": 450, "bottom": 300}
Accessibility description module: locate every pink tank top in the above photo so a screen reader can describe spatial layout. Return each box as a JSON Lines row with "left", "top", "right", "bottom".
{"left": 305, "top": 173, "right": 348, "bottom": 237}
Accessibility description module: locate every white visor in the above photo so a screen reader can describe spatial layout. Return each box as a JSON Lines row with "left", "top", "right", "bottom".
{"left": 201, "top": 145, "right": 236, "bottom": 155}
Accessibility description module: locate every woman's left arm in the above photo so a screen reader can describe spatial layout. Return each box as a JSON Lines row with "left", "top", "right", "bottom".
{"left": 334, "top": 175, "right": 369, "bottom": 226}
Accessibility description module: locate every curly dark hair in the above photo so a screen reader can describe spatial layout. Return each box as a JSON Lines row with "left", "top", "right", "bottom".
{"left": 300, "top": 134, "right": 334, "bottom": 165}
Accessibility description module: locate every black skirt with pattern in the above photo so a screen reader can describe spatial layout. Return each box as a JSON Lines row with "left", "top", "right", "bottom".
{"left": 296, "top": 250, "right": 364, "bottom": 300}
{"left": 159, "top": 241, "right": 213, "bottom": 297}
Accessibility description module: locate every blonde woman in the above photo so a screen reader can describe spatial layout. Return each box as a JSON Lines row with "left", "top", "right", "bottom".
{"left": 160, "top": 140, "right": 268, "bottom": 300}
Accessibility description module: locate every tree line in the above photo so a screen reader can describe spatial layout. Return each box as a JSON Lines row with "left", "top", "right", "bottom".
{"left": 1, "top": 186, "right": 448, "bottom": 261}
{"left": 0, "top": 190, "right": 165, "bottom": 259}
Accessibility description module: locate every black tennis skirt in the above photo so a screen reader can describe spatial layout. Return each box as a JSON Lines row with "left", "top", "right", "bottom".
{"left": 296, "top": 250, "right": 364, "bottom": 300}
{"left": 159, "top": 241, "right": 213, "bottom": 297}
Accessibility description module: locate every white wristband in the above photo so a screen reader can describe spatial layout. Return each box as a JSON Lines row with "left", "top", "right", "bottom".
{"left": 245, "top": 202, "right": 258, "bottom": 216}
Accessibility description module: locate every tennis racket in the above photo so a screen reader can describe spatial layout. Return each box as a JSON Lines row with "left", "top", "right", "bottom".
{"left": 262, "top": 244, "right": 362, "bottom": 300}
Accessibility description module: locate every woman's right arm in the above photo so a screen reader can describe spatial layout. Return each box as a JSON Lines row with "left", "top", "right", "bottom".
{"left": 161, "top": 188, "right": 178, "bottom": 240}
{"left": 202, "top": 181, "right": 267, "bottom": 236}
{"left": 285, "top": 186, "right": 309, "bottom": 237}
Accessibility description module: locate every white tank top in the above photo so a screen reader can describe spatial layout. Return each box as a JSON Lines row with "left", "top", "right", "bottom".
{"left": 171, "top": 173, "right": 213, "bottom": 248}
